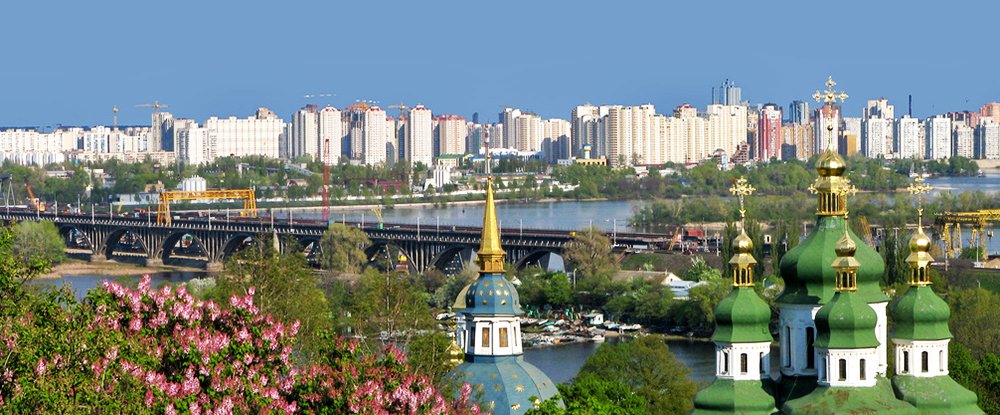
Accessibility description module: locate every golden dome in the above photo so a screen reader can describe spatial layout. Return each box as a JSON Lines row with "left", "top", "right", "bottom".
{"left": 909, "top": 227, "right": 932, "bottom": 253}
{"left": 816, "top": 149, "right": 847, "bottom": 177}
{"left": 733, "top": 229, "right": 754, "bottom": 254}
{"left": 835, "top": 231, "right": 857, "bottom": 258}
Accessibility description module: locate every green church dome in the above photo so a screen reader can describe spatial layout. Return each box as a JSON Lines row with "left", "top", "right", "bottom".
{"left": 814, "top": 291, "right": 879, "bottom": 349}
{"left": 778, "top": 216, "right": 888, "bottom": 305}
{"left": 464, "top": 273, "right": 523, "bottom": 316}
{"left": 892, "top": 286, "right": 952, "bottom": 341}
{"left": 693, "top": 379, "right": 777, "bottom": 415}
{"left": 712, "top": 287, "right": 772, "bottom": 344}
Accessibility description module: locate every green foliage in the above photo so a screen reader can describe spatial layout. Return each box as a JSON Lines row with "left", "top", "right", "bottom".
{"left": 349, "top": 269, "right": 436, "bottom": 350}
{"left": 216, "top": 242, "right": 332, "bottom": 357}
{"left": 528, "top": 374, "right": 649, "bottom": 415}
{"left": 12, "top": 221, "right": 65, "bottom": 269}
{"left": 949, "top": 343, "right": 1000, "bottom": 414}
{"left": 880, "top": 229, "right": 910, "bottom": 286}
{"left": 576, "top": 336, "right": 697, "bottom": 415}
{"left": 958, "top": 246, "right": 987, "bottom": 261}
{"left": 672, "top": 279, "right": 732, "bottom": 337}
{"left": 318, "top": 223, "right": 371, "bottom": 273}
{"left": 948, "top": 287, "right": 1000, "bottom": 358}
{"left": 432, "top": 266, "right": 477, "bottom": 309}
{"left": 407, "top": 331, "right": 456, "bottom": 385}
{"left": 684, "top": 256, "right": 722, "bottom": 282}
{"left": 563, "top": 227, "right": 617, "bottom": 280}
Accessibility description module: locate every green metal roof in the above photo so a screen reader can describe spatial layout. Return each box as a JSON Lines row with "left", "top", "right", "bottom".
{"left": 463, "top": 272, "right": 523, "bottom": 316}
{"left": 891, "top": 286, "right": 953, "bottom": 341}
{"left": 711, "top": 287, "right": 773, "bottom": 344}
{"left": 778, "top": 216, "right": 888, "bottom": 305}
{"left": 693, "top": 378, "right": 777, "bottom": 415}
{"left": 814, "top": 291, "right": 879, "bottom": 350}
{"left": 782, "top": 377, "right": 919, "bottom": 415}
{"left": 892, "top": 374, "right": 983, "bottom": 414}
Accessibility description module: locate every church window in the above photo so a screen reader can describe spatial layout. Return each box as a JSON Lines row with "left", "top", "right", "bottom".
{"left": 859, "top": 359, "right": 866, "bottom": 380}
{"left": 940, "top": 350, "right": 946, "bottom": 372}
{"left": 740, "top": 353, "right": 748, "bottom": 374}
{"left": 820, "top": 357, "right": 827, "bottom": 382}
{"left": 921, "top": 351, "right": 929, "bottom": 373}
{"left": 783, "top": 327, "right": 791, "bottom": 367}
{"left": 806, "top": 327, "right": 815, "bottom": 369}
{"left": 499, "top": 327, "right": 509, "bottom": 348}
{"left": 838, "top": 359, "right": 847, "bottom": 381}
{"left": 902, "top": 350, "right": 909, "bottom": 373}
{"left": 722, "top": 351, "right": 730, "bottom": 374}
{"left": 481, "top": 327, "right": 490, "bottom": 348}
{"left": 760, "top": 352, "right": 765, "bottom": 375}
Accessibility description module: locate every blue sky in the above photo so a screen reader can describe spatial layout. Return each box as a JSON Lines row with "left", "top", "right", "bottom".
{"left": 0, "top": 0, "right": 996, "bottom": 126}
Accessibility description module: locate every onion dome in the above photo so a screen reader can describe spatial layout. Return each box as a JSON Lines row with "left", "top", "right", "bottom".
{"left": 733, "top": 229, "right": 754, "bottom": 254}
{"left": 814, "top": 228, "right": 879, "bottom": 350}
{"left": 464, "top": 273, "right": 523, "bottom": 316}
{"left": 893, "top": 228, "right": 951, "bottom": 340}
{"left": 712, "top": 288, "right": 772, "bottom": 343}
{"left": 816, "top": 148, "right": 847, "bottom": 177}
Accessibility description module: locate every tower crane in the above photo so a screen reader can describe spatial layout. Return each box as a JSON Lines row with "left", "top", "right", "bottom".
{"left": 24, "top": 183, "right": 44, "bottom": 212}
{"left": 136, "top": 100, "right": 169, "bottom": 115}
{"left": 113, "top": 105, "right": 119, "bottom": 131}
{"left": 389, "top": 102, "right": 409, "bottom": 118}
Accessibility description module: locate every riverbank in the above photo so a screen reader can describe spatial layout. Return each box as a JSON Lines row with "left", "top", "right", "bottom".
{"left": 38, "top": 259, "right": 202, "bottom": 280}
{"left": 171, "top": 196, "right": 612, "bottom": 214}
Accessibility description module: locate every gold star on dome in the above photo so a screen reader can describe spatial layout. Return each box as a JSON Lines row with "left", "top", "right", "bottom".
{"left": 729, "top": 176, "right": 756, "bottom": 221}
{"left": 494, "top": 384, "right": 503, "bottom": 391}
{"left": 516, "top": 384, "right": 525, "bottom": 392}
{"left": 814, "top": 75, "right": 849, "bottom": 104}
{"left": 907, "top": 176, "right": 933, "bottom": 227}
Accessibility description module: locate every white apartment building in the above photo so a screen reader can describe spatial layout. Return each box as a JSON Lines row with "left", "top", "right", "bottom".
{"left": 814, "top": 104, "right": 841, "bottom": 153}
{"left": 953, "top": 124, "right": 974, "bottom": 159}
{"left": 863, "top": 117, "right": 891, "bottom": 158}
{"left": 406, "top": 105, "right": 433, "bottom": 166}
{"left": 605, "top": 105, "right": 655, "bottom": 167}
{"left": 542, "top": 118, "right": 571, "bottom": 163}
{"left": 925, "top": 115, "right": 952, "bottom": 159}
{"left": 501, "top": 107, "right": 521, "bottom": 149}
{"left": 177, "top": 125, "right": 214, "bottom": 166}
{"left": 318, "top": 106, "right": 342, "bottom": 164}
{"left": 976, "top": 118, "right": 1000, "bottom": 159}
{"left": 203, "top": 108, "right": 284, "bottom": 160}
{"left": 895, "top": 115, "right": 921, "bottom": 159}
{"left": 436, "top": 115, "right": 467, "bottom": 155}
{"left": 513, "top": 112, "right": 543, "bottom": 152}
{"left": 672, "top": 104, "right": 705, "bottom": 163}
{"left": 705, "top": 104, "right": 748, "bottom": 159}
{"left": 286, "top": 105, "right": 318, "bottom": 160}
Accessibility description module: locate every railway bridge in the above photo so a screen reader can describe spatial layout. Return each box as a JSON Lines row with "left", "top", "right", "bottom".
{"left": 0, "top": 211, "right": 667, "bottom": 274}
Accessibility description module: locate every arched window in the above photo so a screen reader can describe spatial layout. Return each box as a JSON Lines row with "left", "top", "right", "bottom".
{"left": 859, "top": 359, "right": 866, "bottom": 380}
{"left": 499, "top": 327, "right": 509, "bottom": 348}
{"left": 921, "top": 351, "right": 929, "bottom": 373}
{"left": 838, "top": 359, "right": 847, "bottom": 381}
{"left": 806, "top": 327, "right": 816, "bottom": 369}
{"left": 740, "top": 353, "right": 748, "bottom": 374}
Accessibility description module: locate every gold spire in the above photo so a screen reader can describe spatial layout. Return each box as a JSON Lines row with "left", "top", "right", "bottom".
{"left": 728, "top": 176, "right": 757, "bottom": 287}
{"left": 831, "top": 213, "right": 860, "bottom": 291}
{"left": 477, "top": 132, "right": 506, "bottom": 274}
{"left": 906, "top": 177, "right": 935, "bottom": 286}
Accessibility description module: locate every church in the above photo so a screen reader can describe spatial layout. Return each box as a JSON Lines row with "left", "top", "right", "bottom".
{"left": 693, "top": 148, "right": 983, "bottom": 414}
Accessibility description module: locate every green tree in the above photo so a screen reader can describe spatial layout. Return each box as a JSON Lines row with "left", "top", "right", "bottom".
{"left": 12, "top": 221, "right": 65, "bottom": 269}
{"left": 407, "top": 331, "right": 457, "bottom": 384}
{"left": 672, "top": 279, "right": 731, "bottom": 336}
{"left": 576, "top": 336, "right": 697, "bottom": 415}
{"left": 318, "top": 223, "right": 371, "bottom": 273}
{"left": 684, "top": 256, "right": 722, "bottom": 282}
{"left": 564, "top": 227, "right": 617, "bottom": 280}
{"left": 948, "top": 287, "right": 1000, "bottom": 358}
{"left": 543, "top": 273, "right": 573, "bottom": 307}
{"left": 528, "top": 374, "right": 648, "bottom": 415}
{"left": 217, "top": 243, "right": 332, "bottom": 357}
{"left": 350, "top": 269, "right": 436, "bottom": 349}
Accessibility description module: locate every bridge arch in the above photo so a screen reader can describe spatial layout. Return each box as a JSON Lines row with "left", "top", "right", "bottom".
{"left": 514, "top": 249, "right": 564, "bottom": 272}
{"left": 103, "top": 228, "right": 150, "bottom": 260}
{"left": 58, "top": 224, "right": 95, "bottom": 254}
{"left": 364, "top": 242, "right": 415, "bottom": 273}
{"left": 430, "top": 245, "right": 476, "bottom": 275}
{"left": 159, "top": 231, "right": 211, "bottom": 265}
{"left": 220, "top": 233, "right": 260, "bottom": 262}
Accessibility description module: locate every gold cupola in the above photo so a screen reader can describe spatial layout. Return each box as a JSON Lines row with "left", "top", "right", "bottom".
{"left": 831, "top": 218, "right": 860, "bottom": 292}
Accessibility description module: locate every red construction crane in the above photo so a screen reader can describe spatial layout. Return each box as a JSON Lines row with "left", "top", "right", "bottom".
{"left": 322, "top": 138, "right": 331, "bottom": 223}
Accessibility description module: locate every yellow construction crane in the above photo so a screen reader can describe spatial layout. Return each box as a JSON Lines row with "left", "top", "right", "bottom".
{"left": 858, "top": 216, "right": 875, "bottom": 247}
{"left": 157, "top": 189, "right": 257, "bottom": 225}
{"left": 371, "top": 206, "right": 384, "bottom": 229}
{"left": 935, "top": 209, "right": 1000, "bottom": 258}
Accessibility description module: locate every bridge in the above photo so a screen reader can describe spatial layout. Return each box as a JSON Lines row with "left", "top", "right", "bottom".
{"left": 0, "top": 211, "right": 668, "bottom": 275}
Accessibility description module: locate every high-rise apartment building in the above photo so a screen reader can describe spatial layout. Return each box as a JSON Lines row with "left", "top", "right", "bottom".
{"left": 406, "top": 105, "right": 433, "bottom": 166}
{"left": 177, "top": 125, "right": 213, "bottom": 166}
{"left": 542, "top": 118, "right": 571, "bottom": 163}
{"left": 980, "top": 102, "right": 1000, "bottom": 125}
{"left": 286, "top": 105, "right": 318, "bottom": 160}
{"left": 572, "top": 105, "right": 610, "bottom": 158}
{"left": 925, "top": 115, "right": 952, "bottom": 159}
{"left": 705, "top": 104, "right": 749, "bottom": 159}
{"left": 513, "top": 112, "right": 543, "bottom": 152}
{"left": 864, "top": 98, "right": 894, "bottom": 120}
{"left": 862, "top": 117, "right": 891, "bottom": 158}
{"left": 673, "top": 104, "right": 705, "bottom": 163}
{"left": 953, "top": 124, "right": 974, "bottom": 158}
{"left": 976, "top": 118, "right": 1000, "bottom": 159}
{"left": 317, "top": 106, "right": 342, "bottom": 164}
{"left": 500, "top": 107, "right": 521, "bottom": 149}
{"left": 757, "top": 104, "right": 782, "bottom": 160}
{"left": 605, "top": 104, "right": 658, "bottom": 167}
{"left": 946, "top": 111, "right": 979, "bottom": 129}
{"left": 814, "top": 104, "right": 841, "bottom": 153}
{"left": 841, "top": 117, "right": 862, "bottom": 156}
{"left": 150, "top": 111, "right": 173, "bottom": 152}
{"left": 203, "top": 108, "right": 284, "bottom": 161}
{"left": 436, "top": 114, "right": 467, "bottom": 155}
{"left": 895, "top": 115, "right": 921, "bottom": 159}
{"left": 788, "top": 100, "right": 810, "bottom": 124}
{"left": 719, "top": 79, "right": 742, "bottom": 105}
{"left": 781, "top": 123, "right": 813, "bottom": 160}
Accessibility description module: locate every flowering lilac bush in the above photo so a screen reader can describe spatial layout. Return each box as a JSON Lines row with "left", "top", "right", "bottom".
{"left": 0, "top": 275, "right": 482, "bottom": 414}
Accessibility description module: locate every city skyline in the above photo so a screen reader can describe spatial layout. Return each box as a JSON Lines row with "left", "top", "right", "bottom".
{"left": 2, "top": 1, "right": 999, "bottom": 126}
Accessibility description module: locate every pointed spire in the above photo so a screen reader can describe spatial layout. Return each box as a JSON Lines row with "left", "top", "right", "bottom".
{"left": 476, "top": 131, "right": 505, "bottom": 274}
{"left": 729, "top": 176, "right": 757, "bottom": 287}
{"left": 907, "top": 176, "right": 935, "bottom": 286}
{"left": 832, "top": 213, "right": 860, "bottom": 292}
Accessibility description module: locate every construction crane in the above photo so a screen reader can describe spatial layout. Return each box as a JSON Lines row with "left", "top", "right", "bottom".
{"left": 24, "top": 184, "right": 44, "bottom": 212}
{"left": 935, "top": 209, "right": 1000, "bottom": 258}
{"left": 388, "top": 102, "right": 409, "bottom": 119}
{"left": 371, "top": 206, "right": 384, "bottom": 229}
{"left": 136, "top": 100, "right": 168, "bottom": 113}
{"left": 113, "top": 105, "right": 119, "bottom": 131}
{"left": 322, "top": 138, "right": 331, "bottom": 223}
{"left": 157, "top": 189, "right": 256, "bottom": 225}
{"left": 667, "top": 226, "right": 682, "bottom": 251}
{"left": 858, "top": 216, "right": 875, "bottom": 247}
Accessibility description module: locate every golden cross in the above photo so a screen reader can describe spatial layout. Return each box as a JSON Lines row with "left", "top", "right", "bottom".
{"left": 907, "top": 176, "right": 933, "bottom": 227}
{"left": 729, "top": 176, "right": 756, "bottom": 220}
{"left": 813, "top": 75, "right": 849, "bottom": 104}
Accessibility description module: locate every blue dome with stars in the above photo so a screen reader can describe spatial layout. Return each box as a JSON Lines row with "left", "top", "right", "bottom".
{"left": 464, "top": 272, "right": 523, "bottom": 316}
{"left": 452, "top": 355, "right": 560, "bottom": 415}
